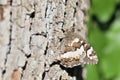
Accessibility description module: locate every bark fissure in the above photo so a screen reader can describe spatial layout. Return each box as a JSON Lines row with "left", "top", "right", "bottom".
{"left": 21, "top": 61, "right": 27, "bottom": 71}
{"left": 65, "top": 0, "right": 68, "bottom": 6}
{"left": 29, "top": 35, "right": 32, "bottom": 49}
{"left": 4, "top": 4, "right": 12, "bottom": 65}
{"left": 44, "top": 42, "right": 48, "bottom": 55}
{"left": 45, "top": 1, "right": 48, "bottom": 18}
{"left": 4, "top": 25, "right": 12, "bottom": 64}
{"left": 42, "top": 70, "right": 49, "bottom": 80}
{"left": 2, "top": 70, "right": 6, "bottom": 77}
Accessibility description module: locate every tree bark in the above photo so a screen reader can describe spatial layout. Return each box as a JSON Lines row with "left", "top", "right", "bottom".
{"left": 0, "top": 0, "right": 90, "bottom": 80}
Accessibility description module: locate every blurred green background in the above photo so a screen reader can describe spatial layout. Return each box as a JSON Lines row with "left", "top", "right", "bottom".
{"left": 86, "top": 0, "right": 120, "bottom": 80}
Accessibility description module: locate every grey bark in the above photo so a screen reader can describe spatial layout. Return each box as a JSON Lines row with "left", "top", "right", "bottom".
{"left": 0, "top": 0, "right": 90, "bottom": 80}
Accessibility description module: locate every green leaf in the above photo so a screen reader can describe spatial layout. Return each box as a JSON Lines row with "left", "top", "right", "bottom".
{"left": 101, "top": 18, "right": 120, "bottom": 79}
{"left": 86, "top": 65, "right": 99, "bottom": 80}
{"left": 90, "top": 0, "right": 119, "bottom": 21}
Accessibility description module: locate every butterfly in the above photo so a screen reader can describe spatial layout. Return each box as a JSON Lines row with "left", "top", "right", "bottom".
{"left": 56, "top": 37, "right": 98, "bottom": 68}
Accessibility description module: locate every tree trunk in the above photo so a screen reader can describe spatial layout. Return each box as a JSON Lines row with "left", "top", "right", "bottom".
{"left": 0, "top": 0, "right": 90, "bottom": 80}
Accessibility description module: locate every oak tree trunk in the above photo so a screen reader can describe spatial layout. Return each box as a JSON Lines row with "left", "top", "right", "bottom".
{"left": 0, "top": 0, "right": 90, "bottom": 80}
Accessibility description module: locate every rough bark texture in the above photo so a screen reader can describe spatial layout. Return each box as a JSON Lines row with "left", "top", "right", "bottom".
{"left": 0, "top": 0, "right": 90, "bottom": 80}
